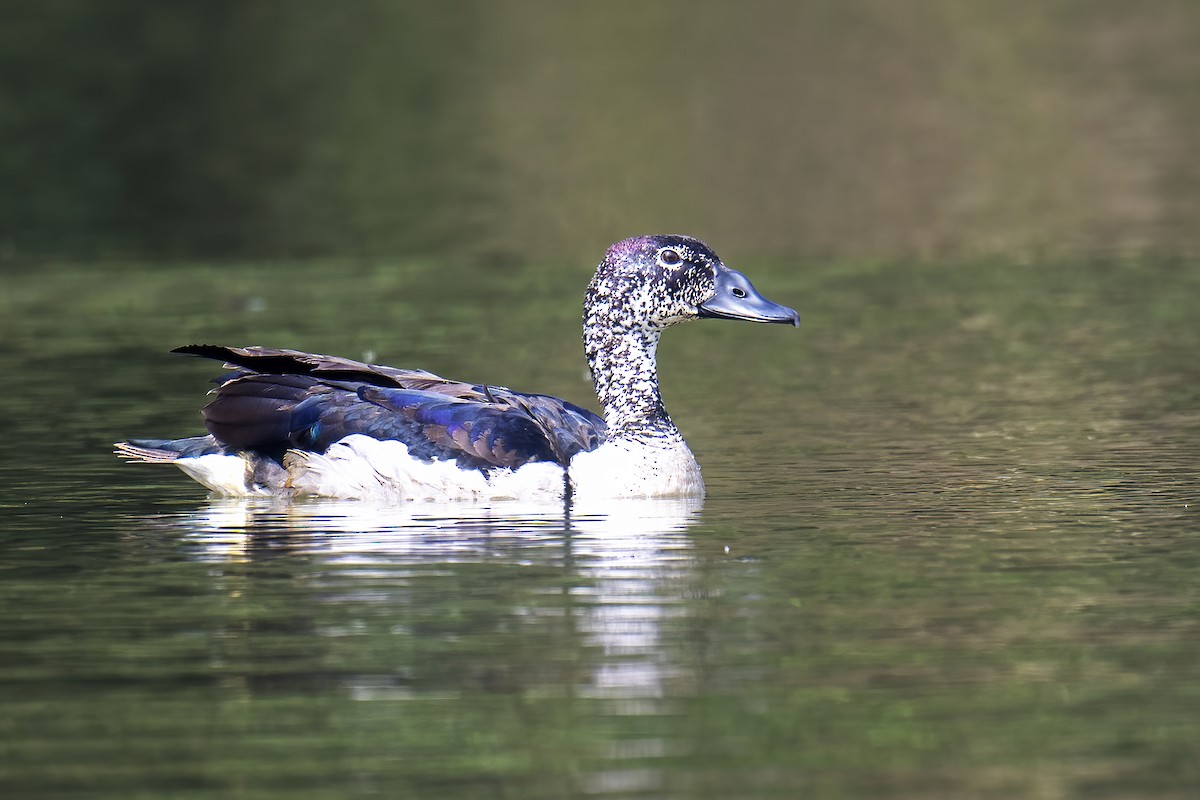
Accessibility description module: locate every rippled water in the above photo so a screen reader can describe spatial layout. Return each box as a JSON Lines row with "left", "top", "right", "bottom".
{"left": 2, "top": 256, "right": 1197, "bottom": 798}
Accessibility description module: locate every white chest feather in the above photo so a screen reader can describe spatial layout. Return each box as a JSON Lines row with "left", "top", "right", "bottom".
{"left": 568, "top": 438, "right": 705, "bottom": 500}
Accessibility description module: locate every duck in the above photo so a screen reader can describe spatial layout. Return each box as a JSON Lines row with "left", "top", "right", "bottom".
{"left": 116, "top": 234, "right": 799, "bottom": 501}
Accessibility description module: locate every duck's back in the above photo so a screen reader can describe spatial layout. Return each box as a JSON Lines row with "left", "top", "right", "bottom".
{"left": 117, "top": 344, "right": 606, "bottom": 498}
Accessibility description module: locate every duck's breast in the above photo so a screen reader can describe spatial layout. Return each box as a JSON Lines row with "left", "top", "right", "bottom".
{"left": 568, "top": 439, "right": 705, "bottom": 499}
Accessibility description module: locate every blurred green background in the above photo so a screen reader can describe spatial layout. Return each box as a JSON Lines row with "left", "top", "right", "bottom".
{"left": 3, "top": 0, "right": 1199, "bottom": 264}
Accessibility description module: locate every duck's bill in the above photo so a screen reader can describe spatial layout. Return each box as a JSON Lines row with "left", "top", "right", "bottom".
{"left": 697, "top": 267, "right": 800, "bottom": 327}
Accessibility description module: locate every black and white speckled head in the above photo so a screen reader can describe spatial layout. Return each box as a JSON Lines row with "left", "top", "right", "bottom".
{"left": 586, "top": 234, "right": 800, "bottom": 333}
{"left": 583, "top": 234, "right": 798, "bottom": 439}
{"left": 586, "top": 234, "right": 717, "bottom": 329}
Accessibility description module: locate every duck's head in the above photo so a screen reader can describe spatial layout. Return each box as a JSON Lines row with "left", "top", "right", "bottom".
{"left": 585, "top": 234, "right": 800, "bottom": 332}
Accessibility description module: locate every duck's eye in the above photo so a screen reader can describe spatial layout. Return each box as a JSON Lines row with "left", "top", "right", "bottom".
{"left": 732, "top": 287, "right": 747, "bottom": 298}
{"left": 658, "top": 249, "right": 682, "bottom": 266}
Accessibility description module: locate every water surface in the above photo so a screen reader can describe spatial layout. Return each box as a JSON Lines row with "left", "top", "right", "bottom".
{"left": 1, "top": 256, "right": 1197, "bottom": 798}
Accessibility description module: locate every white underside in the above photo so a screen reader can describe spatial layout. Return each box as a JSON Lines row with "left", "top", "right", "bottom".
{"left": 176, "top": 453, "right": 274, "bottom": 497}
{"left": 173, "top": 434, "right": 706, "bottom": 501}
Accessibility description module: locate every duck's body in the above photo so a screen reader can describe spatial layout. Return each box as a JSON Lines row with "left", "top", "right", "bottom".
{"left": 117, "top": 235, "right": 798, "bottom": 501}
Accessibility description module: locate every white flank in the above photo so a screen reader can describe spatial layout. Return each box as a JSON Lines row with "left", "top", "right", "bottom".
{"left": 283, "top": 435, "right": 566, "bottom": 501}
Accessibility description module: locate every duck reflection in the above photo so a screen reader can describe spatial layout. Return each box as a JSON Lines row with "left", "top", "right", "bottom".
{"left": 169, "top": 496, "right": 703, "bottom": 704}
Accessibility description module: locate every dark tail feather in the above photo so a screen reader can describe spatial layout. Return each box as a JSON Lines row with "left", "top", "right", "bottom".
{"left": 114, "top": 435, "right": 224, "bottom": 463}
{"left": 199, "top": 373, "right": 317, "bottom": 450}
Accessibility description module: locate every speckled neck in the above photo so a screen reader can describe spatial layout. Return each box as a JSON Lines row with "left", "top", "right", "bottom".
{"left": 581, "top": 234, "right": 723, "bottom": 444}
{"left": 584, "top": 321, "right": 680, "bottom": 441}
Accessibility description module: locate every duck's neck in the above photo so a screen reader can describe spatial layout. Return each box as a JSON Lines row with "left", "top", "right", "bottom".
{"left": 585, "top": 322, "right": 681, "bottom": 442}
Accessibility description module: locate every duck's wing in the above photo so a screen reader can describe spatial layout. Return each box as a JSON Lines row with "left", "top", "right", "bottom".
{"left": 173, "top": 345, "right": 606, "bottom": 470}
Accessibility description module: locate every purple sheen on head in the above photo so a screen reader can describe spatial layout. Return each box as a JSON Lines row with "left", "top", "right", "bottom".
{"left": 604, "top": 234, "right": 719, "bottom": 268}
{"left": 604, "top": 235, "right": 656, "bottom": 264}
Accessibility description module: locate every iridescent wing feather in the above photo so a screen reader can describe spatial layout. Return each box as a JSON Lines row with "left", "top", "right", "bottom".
{"left": 171, "top": 344, "right": 606, "bottom": 470}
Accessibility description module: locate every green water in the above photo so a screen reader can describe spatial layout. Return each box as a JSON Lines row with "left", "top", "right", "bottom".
{"left": 1, "top": 255, "right": 1197, "bottom": 798}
